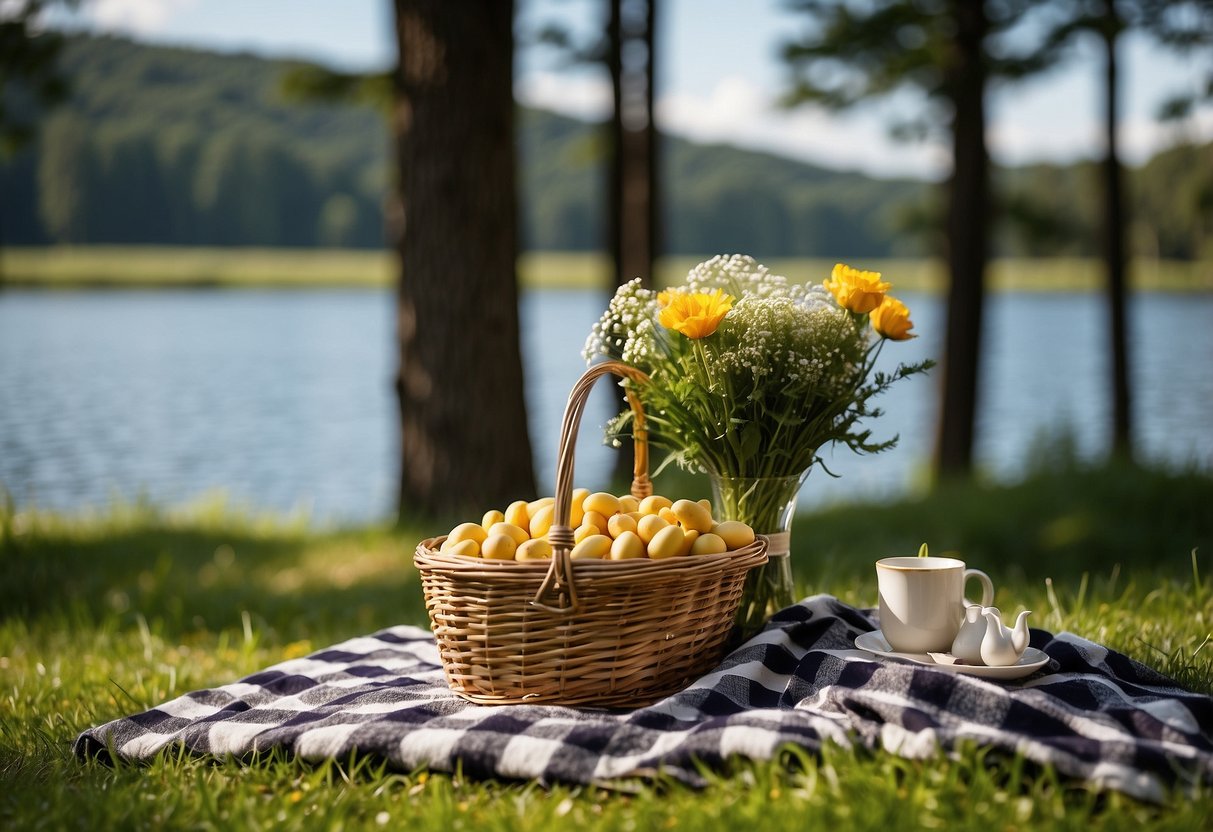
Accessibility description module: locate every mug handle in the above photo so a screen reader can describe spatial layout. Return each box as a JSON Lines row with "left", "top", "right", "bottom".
{"left": 964, "top": 568, "right": 994, "bottom": 607}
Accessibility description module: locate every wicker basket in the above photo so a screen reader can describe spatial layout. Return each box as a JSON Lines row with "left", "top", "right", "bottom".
{"left": 414, "top": 360, "right": 768, "bottom": 708}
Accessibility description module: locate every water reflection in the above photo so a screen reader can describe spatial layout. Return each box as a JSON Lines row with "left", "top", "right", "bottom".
{"left": 0, "top": 288, "right": 1209, "bottom": 522}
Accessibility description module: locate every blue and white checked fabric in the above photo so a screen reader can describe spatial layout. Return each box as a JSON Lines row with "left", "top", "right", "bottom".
{"left": 75, "top": 595, "right": 1213, "bottom": 801}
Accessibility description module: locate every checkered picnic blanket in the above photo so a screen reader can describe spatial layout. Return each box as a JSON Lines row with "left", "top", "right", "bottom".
{"left": 75, "top": 595, "right": 1213, "bottom": 802}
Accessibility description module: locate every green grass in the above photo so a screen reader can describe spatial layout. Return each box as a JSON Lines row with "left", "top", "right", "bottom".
{"left": 2, "top": 462, "right": 1213, "bottom": 830}
{"left": 0, "top": 246, "right": 396, "bottom": 289}
{"left": 2, "top": 246, "right": 1210, "bottom": 292}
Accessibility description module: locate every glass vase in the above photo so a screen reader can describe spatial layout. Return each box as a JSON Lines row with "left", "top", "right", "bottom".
{"left": 708, "top": 470, "right": 810, "bottom": 641}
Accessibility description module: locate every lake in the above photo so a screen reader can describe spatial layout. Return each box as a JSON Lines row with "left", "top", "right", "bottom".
{"left": 1, "top": 288, "right": 1209, "bottom": 524}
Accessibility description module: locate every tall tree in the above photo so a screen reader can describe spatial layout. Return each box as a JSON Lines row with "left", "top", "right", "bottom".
{"left": 1098, "top": 0, "right": 1132, "bottom": 460}
{"left": 1039, "top": 0, "right": 1213, "bottom": 460}
{"left": 528, "top": 0, "right": 660, "bottom": 288}
{"left": 392, "top": 1, "right": 537, "bottom": 515}
{"left": 782, "top": 0, "right": 1045, "bottom": 477}
{"left": 608, "top": 0, "right": 660, "bottom": 290}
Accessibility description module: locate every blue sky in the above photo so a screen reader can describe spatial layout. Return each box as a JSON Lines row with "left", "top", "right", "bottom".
{"left": 49, "top": 0, "right": 1213, "bottom": 179}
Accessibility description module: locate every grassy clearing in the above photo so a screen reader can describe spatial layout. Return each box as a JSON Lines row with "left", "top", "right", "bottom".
{"left": 2, "top": 462, "right": 1212, "bottom": 830}
{"left": 2, "top": 246, "right": 1209, "bottom": 292}
{"left": 0, "top": 246, "right": 395, "bottom": 289}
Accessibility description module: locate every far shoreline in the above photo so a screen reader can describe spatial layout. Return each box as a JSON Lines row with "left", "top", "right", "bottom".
{"left": 0, "top": 247, "right": 1209, "bottom": 293}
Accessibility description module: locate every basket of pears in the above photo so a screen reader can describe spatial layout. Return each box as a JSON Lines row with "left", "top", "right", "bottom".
{"left": 414, "top": 360, "right": 768, "bottom": 707}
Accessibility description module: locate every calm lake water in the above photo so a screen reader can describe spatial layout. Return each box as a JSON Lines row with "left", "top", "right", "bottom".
{"left": 1, "top": 288, "right": 1210, "bottom": 523}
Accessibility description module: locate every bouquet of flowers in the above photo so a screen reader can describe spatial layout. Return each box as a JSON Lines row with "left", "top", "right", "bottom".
{"left": 584, "top": 254, "right": 931, "bottom": 636}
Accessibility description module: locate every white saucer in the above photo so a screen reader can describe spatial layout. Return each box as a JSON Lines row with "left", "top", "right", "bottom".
{"left": 854, "top": 630, "right": 1050, "bottom": 680}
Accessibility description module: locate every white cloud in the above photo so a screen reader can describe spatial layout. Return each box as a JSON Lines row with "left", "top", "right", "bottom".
{"left": 986, "top": 117, "right": 1098, "bottom": 167}
{"left": 1119, "top": 109, "right": 1213, "bottom": 164}
{"left": 518, "top": 70, "right": 950, "bottom": 179}
{"left": 89, "top": 0, "right": 198, "bottom": 35}
{"left": 515, "top": 71, "right": 611, "bottom": 122}
{"left": 656, "top": 75, "right": 950, "bottom": 180}
{"left": 520, "top": 68, "right": 1213, "bottom": 179}
{"left": 987, "top": 108, "right": 1213, "bottom": 168}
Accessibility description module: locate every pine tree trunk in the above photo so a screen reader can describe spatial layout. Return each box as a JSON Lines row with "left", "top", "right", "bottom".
{"left": 1101, "top": 0, "right": 1133, "bottom": 460}
{"left": 608, "top": 0, "right": 624, "bottom": 290}
{"left": 935, "top": 0, "right": 990, "bottom": 477}
{"left": 608, "top": 0, "right": 658, "bottom": 486}
{"left": 392, "top": 0, "right": 537, "bottom": 516}
{"left": 608, "top": 0, "right": 656, "bottom": 290}
{"left": 645, "top": 0, "right": 659, "bottom": 277}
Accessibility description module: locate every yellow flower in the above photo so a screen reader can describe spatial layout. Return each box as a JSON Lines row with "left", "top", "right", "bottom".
{"left": 658, "top": 289, "right": 734, "bottom": 339}
{"left": 871, "top": 295, "right": 916, "bottom": 340}
{"left": 823, "top": 263, "right": 891, "bottom": 314}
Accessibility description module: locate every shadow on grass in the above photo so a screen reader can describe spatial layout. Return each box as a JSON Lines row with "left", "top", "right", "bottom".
{"left": 794, "top": 459, "right": 1213, "bottom": 588}
{"left": 2, "top": 459, "right": 1210, "bottom": 643}
{"left": 0, "top": 512, "right": 432, "bottom": 642}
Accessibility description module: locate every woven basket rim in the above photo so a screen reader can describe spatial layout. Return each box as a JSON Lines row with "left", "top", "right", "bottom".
{"left": 415, "top": 534, "right": 769, "bottom": 579}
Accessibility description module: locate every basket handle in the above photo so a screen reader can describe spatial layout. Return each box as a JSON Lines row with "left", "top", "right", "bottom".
{"left": 532, "top": 360, "right": 652, "bottom": 613}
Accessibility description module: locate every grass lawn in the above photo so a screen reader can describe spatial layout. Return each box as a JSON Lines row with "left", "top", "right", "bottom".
{"left": 2, "top": 246, "right": 1210, "bottom": 292}
{"left": 2, "top": 461, "right": 1212, "bottom": 829}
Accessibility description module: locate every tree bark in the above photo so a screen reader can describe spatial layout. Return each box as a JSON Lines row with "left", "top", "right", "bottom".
{"left": 608, "top": 0, "right": 624, "bottom": 289}
{"left": 392, "top": 0, "right": 537, "bottom": 517}
{"left": 935, "top": 0, "right": 990, "bottom": 477}
{"left": 643, "top": 0, "right": 659, "bottom": 281}
{"left": 608, "top": 0, "right": 656, "bottom": 290}
{"left": 608, "top": 0, "right": 659, "bottom": 486}
{"left": 1100, "top": 0, "right": 1133, "bottom": 460}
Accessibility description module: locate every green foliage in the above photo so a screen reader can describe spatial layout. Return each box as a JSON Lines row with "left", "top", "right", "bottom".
{"left": 2, "top": 463, "right": 1212, "bottom": 828}
{"left": 0, "top": 1, "right": 73, "bottom": 155}
{"left": 3, "top": 35, "right": 387, "bottom": 248}
{"left": 0, "top": 34, "right": 1210, "bottom": 260}
{"left": 781, "top": 0, "right": 1050, "bottom": 113}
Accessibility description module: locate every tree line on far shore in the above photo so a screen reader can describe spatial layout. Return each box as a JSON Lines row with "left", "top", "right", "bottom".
{"left": 1, "top": 34, "right": 1209, "bottom": 262}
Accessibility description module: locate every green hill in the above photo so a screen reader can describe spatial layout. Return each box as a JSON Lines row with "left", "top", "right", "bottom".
{"left": 1, "top": 34, "right": 1209, "bottom": 260}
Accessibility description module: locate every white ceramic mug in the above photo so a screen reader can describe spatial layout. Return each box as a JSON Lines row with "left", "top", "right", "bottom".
{"left": 876, "top": 556, "right": 995, "bottom": 653}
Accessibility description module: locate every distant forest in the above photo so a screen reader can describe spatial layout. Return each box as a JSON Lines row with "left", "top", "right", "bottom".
{"left": 1, "top": 35, "right": 1209, "bottom": 260}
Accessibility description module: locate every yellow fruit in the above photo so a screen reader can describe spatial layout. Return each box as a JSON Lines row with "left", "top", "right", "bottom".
{"left": 583, "top": 510, "right": 609, "bottom": 533}
{"left": 481, "top": 534, "right": 517, "bottom": 560}
{"left": 607, "top": 513, "right": 638, "bottom": 539}
{"left": 678, "top": 529, "right": 700, "bottom": 557}
{"left": 528, "top": 496, "right": 555, "bottom": 516}
{"left": 516, "top": 538, "right": 553, "bottom": 561}
{"left": 636, "top": 513, "right": 669, "bottom": 544}
{"left": 583, "top": 492, "right": 621, "bottom": 518}
{"left": 672, "top": 499, "right": 714, "bottom": 533}
{"left": 626, "top": 511, "right": 643, "bottom": 524}
{"left": 503, "top": 500, "right": 530, "bottom": 530}
{"left": 698, "top": 498, "right": 713, "bottom": 516}
{"left": 658, "top": 507, "right": 679, "bottom": 525}
{"left": 713, "top": 520, "right": 756, "bottom": 550}
{"left": 529, "top": 504, "right": 555, "bottom": 539}
{"left": 448, "top": 522, "right": 488, "bottom": 545}
{"left": 488, "top": 521, "right": 529, "bottom": 546}
{"left": 609, "top": 530, "right": 646, "bottom": 560}
{"left": 571, "top": 534, "right": 612, "bottom": 560}
{"left": 690, "top": 533, "right": 728, "bottom": 556}
{"left": 445, "top": 539, "right": 480, "bottom": 558}
{"left": 569, "top": 488, "right": 590, "bottom": 527}
{"left": 481, "top": 509, "right": 505, "bottom": 529}
{"left": 646, "top": 524, "right": 685, "bottom": 559}
{"left": 618, "top": 495, "right": 640, "bottom": 514}
{"left": 573, "top": 523, "right": 599, "bottom": 544}
{"left": 639, "top": 494, "right": 673, "bottom": 515}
